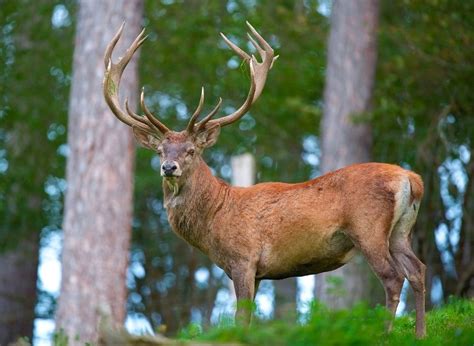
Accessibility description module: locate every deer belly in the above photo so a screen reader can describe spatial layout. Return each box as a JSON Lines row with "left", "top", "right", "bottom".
{"left": 256, "top": 230, "right": 356, "bottom": 280}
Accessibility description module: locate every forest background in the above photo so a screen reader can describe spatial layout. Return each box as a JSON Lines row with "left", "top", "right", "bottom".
{"left": 0, "top": 0, "right": 473, "bottom": 345}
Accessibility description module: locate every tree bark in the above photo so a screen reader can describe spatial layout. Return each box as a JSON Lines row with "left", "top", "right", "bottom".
{"left": 56, "top": 1, "right": 143, "bottom": 344}
{"left": 0, "top": 237, "right": 39, "bottom": 345}
{"left": 315, "top": 0, "right": 381, "bottom": 308}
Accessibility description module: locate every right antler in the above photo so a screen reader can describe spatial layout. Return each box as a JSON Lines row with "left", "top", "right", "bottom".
{"left": 103, "top": 23, "right": 170, "bottom": 134}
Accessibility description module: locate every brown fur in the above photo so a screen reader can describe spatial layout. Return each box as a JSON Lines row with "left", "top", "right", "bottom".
{"left": 408, "top": 172, "right": 424, "bottom": 204}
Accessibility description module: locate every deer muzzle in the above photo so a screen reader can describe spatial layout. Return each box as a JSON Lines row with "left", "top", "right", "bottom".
{"left": 161, "top": 160, "right": 182, "bottom": 177}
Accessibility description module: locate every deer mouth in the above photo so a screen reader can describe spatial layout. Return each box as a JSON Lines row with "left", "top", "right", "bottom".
{"left": 162, "top": 171, "right": 181, "bottom": 178}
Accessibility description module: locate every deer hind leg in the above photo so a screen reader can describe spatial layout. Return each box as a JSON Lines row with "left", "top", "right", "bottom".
{"left": 390, "top": 238, "right": 426, "bottom": 338}
{"left": 389, "top": 203, "right": 426, "bottom": 338}
{"left": 357, "top": 242, "right": 405, "bottom": 325}
{"left": 348, "top": 222, "right": 405, "bottom": 330}
{"left": 380, "top": 256, "right": 405, "bottom": 321}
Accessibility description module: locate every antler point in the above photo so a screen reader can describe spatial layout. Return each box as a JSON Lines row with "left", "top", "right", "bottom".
{"left": 118, "top": 22, "right": 125, "bottom": 36}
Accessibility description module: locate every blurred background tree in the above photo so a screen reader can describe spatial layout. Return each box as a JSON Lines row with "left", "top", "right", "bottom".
{"left": 315, "top": 0, "right": 381, "bottom": 309}
{"left": 0, "top": 0, "right": 472, "bottom": 343}
{"left": 55, "top": 1, "right": 143, "bottom": 345}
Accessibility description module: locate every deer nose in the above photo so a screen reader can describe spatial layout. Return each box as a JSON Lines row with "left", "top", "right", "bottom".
{"left": 161, "top": 161, "right": 178, "bottom": 177}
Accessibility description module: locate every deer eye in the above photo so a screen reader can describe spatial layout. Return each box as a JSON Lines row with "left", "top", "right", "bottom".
{"left": 187, "top": 148, "right": 195, "bottom": 156}
{"left": 156, "top": 147, "right": 163, "bottom": 155}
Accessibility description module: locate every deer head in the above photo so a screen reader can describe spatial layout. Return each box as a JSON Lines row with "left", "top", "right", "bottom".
{"left": 103, "top": 22, "right": 277, "bottom": 193}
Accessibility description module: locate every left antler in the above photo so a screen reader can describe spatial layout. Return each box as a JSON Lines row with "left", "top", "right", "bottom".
{"left": 189, "top": 22, "right": 277, "bottom": 132}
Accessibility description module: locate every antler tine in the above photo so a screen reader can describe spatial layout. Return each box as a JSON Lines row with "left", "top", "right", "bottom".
{"left": 103, "top": 24, "right": 168, "bottom": 133}
{"left": 246, "top": 21, "right": 280, "bottom": 68}
{"left": 205, "top": 61, "right": 257, "bottom": 128}
{"left": 220, "top": 33, "right": 251, "bottom": 62}
{"left": 186, "top": 87, "right": 205, "bottom": 133}
{"left": 140, "top": 88, "right": 170, "bottom": 134}
{"left": 125, "top": 98, "right": 148, "bottom": 124}
{"left": 116, "top": 27, "right": 148, "bottom": 72}
{"left": 246, "top": 22, "right": 277, "bottom": 102}
{"left": 247, "top": 33, "right": 265, "bottom": 57}
{"left": 204, "top": 23, "right": 274, "bottom": 128}
{"left": 125, "top": 98, "right": 162, "bottom": 132}
{"left": 104, "top": 22, "right": 125, "bottom": 68}
{"left": 196, "top": 97, "right": 223, "bottom": 131}
{"left": 246, "top": 21, "right": 273, "bottom": 51}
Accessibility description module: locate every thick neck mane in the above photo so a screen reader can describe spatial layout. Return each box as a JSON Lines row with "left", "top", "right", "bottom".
{"left": 162, "top": 158, "right": 229, "bottom": 251}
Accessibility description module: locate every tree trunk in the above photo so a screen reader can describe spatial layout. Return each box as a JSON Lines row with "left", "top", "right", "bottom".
{"left": 0, "top": 237, "right": 39, "bottom": 345}
{"left": 273, "top": 279, "right": 297, "bottom": 319}
{"left": 454, "top": 161, "right": 474, "bottom": 298}
{"left": 315, "top": 0, "right": 381, "bottom": 308}
{"left": 56, "top": 1, "right": 143, "bottom": 344}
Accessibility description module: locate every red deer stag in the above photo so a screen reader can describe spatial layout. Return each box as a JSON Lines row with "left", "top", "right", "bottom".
{"left": 103, "top": 23, "right": 426, "bottom": 337}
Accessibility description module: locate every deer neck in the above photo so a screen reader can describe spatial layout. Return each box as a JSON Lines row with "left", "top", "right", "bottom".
{"left": 162, "top": 158, "right": 229, "bottom": 251}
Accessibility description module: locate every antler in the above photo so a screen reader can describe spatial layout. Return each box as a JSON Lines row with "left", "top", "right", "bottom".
{"left": 193, "top": 21, "right": 277, "bottom": 131}
{"left": 103, "top": 23, "right": 170, "bottom": 134}
{"left": 104, "top": 23, "right": 276, "bottom": 136}
{"left": 186, "top": 87, "right": 223, "bottom": 133}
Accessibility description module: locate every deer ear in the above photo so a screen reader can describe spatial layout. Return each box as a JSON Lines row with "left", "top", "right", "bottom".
{"left": 196, "top": 124, "right": 221, "bottom": 148}
{"left": 132, "top": 126, "right": 162, "bottom": 150}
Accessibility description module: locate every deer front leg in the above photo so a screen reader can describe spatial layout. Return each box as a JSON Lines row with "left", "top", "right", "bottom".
{"left": 232, "top": 264, "right": 257, "bottom": 325}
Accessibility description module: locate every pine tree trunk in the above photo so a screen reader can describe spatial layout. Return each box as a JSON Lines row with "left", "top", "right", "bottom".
{"left": 56, "top": 1, "right": 143, "bottom": 344}
{"left": 315, "top": 0, "right": 382, "bottom": 308}
{"left": 0, "top": 237, "right": 39, "bottom": 345}
{"left": 273, "top": 279, "right": 297, "bottom": 319}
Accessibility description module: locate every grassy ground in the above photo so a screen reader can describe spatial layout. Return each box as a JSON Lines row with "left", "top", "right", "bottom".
{"left": 16, "top": 299, "right": 472, "bottom": 345}
{"left": 179, "top": 299, "right": 474, "bottom": 346}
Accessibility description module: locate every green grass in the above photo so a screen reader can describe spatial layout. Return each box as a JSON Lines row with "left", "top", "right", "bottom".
{"left": 179, "top": 299, "right": 474, "bottom": 345}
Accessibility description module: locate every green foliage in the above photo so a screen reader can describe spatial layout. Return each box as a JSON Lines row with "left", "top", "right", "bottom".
{"left": 0, "top": 0, "right": 75, "bottom": 250}
{"left": 52, "top": 329, "right": 69, "bottom": 346}
{"left": 375, "top": 0, "right": 474, "bottom": 301}
{"left": 181, "top": 299, "right": 474, "bottom": 346}
{"left": 389, "top": 298, "right": 474, "bottom": 346}
{"left": 182, "top": 301, "right": 390, "bottom": 345}
{"left": 323, "top": 275, "right": 347, "bottom": 298}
